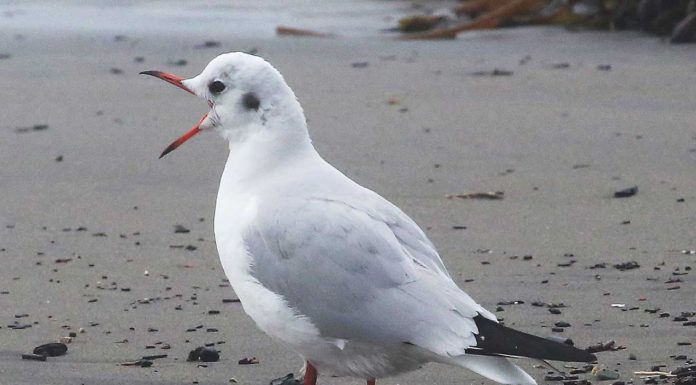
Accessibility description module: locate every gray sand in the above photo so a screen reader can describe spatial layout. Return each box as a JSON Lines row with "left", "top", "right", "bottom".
{"left": 1, "top": 15, "right": 695, "bottom": 385}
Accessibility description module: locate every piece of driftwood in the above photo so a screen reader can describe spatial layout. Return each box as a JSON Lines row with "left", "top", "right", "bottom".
{"left": 401, "top": 0, "right": 543, "bottom": 39}
{"left": 447, "top": 191, "right": 504, "bottom": 200}
{"left": 455, "top": 0, "right": 511, "bottom": 16}
{"left": 276, "top": 26, "right": 335, "bottom": 38}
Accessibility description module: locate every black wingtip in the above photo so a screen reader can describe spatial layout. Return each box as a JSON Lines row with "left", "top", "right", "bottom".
{"left": 470, "top": 315, "right": 598, "bottom": 363}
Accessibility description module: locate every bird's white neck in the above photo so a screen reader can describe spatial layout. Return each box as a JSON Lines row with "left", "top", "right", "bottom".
{"left": 218, "top": 120, "right": 318, "bottom": 190}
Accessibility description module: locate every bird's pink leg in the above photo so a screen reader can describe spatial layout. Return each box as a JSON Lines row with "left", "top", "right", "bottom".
{"left": 304, "top": 361, "right": 318, "bottom": 385}
{"left": 367, "top": 379, "right": 376, "bottom": 385}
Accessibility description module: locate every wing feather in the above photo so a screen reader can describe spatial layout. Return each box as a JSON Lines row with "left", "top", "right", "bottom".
{"left": 244, "top": 194, "right": 489, "bottom": 356}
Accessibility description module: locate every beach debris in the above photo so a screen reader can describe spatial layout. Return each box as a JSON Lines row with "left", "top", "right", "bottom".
{"left": 545, "top": 335, "right": 575, "bottom": 346}
{"left": 270, "top": 373, "right": 301, "bottom": 385}
{"left": 195, "top": 40, "right": 221, "bottom": 49}
{"left": 400, "top": 0, "right": 544, "bottom": 39}
{"left": 238, "top": 356, "right": 259, "bottom": 365}
{"left": 636, "top": 364, "right": 696, "bottom": 385}
{"left": 397, "top": 15, "right": 449, "bottom": 32}
{"left": 168, "top": 59, "right": 188, "bottom": 67}
{"left": 142, "top": 354, "right": 167, "bottom": 360}
{"left": 447, "top": 191, "right": 504, "bottom": 200}
{"left": 33, "top": 342, "right": 67, "bottom": 357}
{"left": 351, "top": 62, "right": 369, "bottom": 68}
{"left": 497, "top": 299, "right": 524, "bottom": 305}
{"left": 15, "top": 124, "right": 49, "bottom": 133}
{"left": 394, "top": 0, "right": 696, "bottom": 43}
{"left": 120, "top": 359, "right": 153, "bottom": 367}
{"left": 387, "top": 97, "right": 401, "bottom": 106}
{"left": 613, "top": 186, "right": 638, "bottom": 198}
{"left": 593, "top": 367, "right": 620, "bottom": 381}
{"left": 174, "top": 224, "right": 190, "bottom": 233}
{"left": 586, "top": 340, "right": 619, "bottom": 353}
{"left": 276, "top": 26, "right": 334, "bottom": 38}
{"left": 21, "top": 353, "right": 47, "bottom": 362}
{"left": 470, "top": 68, "right": 514, "bottom": 76}
{"left": 672, "top": 12, "right": 696, "bottom": 43}
{"left": 613, "top": 261, "right": 640, "bottom": 271}
{"left": 187, "top": 346, "right": 220, "bottom": 362}
{"left": 222, "top": 298, "right": 241, "bottom": 303}
{"left": 550, "top": 62, "right": 570, "bottom": 69}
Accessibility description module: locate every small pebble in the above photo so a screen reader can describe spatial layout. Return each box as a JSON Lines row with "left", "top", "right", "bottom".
{"left": 238, "top": 356, "right": 259, "bottom": 365}
{"left": 614, "top": 186, "right": 638, "bottom": 198}
{"left": 174, "top": 225, "right": 190, "bottom": 233}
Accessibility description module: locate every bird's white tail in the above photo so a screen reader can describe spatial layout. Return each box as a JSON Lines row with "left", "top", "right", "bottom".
{"left": 446, "top": 354, "right": 537, "bottom": 385}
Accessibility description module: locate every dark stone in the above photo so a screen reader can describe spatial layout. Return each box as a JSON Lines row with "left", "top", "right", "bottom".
{"left": 188, "top": 346, "right": 219, "bottom": 362}
{"left": 33, "top": 342, "right": 67, "bottom": 357}
{"left": 199, "top": 347, "right": 219, "bottom": 362}
{"left": 174, "top": 225, "right": 190, "bottom": 234}
{"left": 351, "top": 62, "right": 369, "bottom": 68}
{"left": 21, "top": 353, "right": 47, "bottom": 361}
{"left": 614, "top": 186, "right": 638, "bottom": 198}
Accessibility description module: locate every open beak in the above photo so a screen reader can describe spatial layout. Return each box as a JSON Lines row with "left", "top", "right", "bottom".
{"left": 158, "top": 113, "right": 208, "bottom": 158}
{"left": 140, "top": 70, "right": 195, "bottom": 95}
{"left": 140, "top": 70, "right": 207, "bottom": 158}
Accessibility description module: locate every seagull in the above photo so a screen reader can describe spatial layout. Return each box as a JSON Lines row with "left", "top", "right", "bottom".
{"left": 141, "top": 52, "right": 596, "bottom": 385}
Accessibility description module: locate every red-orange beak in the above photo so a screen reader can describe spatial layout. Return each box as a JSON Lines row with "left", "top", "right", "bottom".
{"left": 140, "top": 70, "right": 206, "bottom": 158}
{"left": 158, "top": 113, "right": 208, "bottom": 158}
{"left": 140, "top": 70, "right": 196, "bottom": 95}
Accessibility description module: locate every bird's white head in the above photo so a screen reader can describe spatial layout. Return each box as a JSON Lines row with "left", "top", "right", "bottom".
{"left": 142, "top": 52, "right": 309, "bottom": 158}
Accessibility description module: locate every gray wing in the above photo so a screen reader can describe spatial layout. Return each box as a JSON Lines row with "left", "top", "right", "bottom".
{"left": 243, "top": 194, "right": 491, "bottom": 357}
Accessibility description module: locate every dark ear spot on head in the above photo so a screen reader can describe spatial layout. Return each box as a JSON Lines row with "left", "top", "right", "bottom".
{"left": 242, "top": 92, "right": 260, "bottom": 111}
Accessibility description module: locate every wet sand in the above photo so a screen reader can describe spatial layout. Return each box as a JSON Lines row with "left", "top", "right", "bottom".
{"left": 1, "top": 10, "right": 695, "bottom": 385}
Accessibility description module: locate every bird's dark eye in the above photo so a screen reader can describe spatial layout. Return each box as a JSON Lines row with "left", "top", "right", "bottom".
{"left": 208, "top": 80, "right": 225, "bottom": 94}
{"left": 242, "top": 92, "right": 260, "bottom": 111}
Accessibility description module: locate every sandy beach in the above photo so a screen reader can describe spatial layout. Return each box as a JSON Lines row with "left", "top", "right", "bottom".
{"left": 1, "top": 2, "right": 695, "bottom": 384}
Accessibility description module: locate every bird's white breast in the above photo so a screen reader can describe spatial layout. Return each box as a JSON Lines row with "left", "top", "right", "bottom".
{"left": 214, "top": 183, "right": 324, "bottom": 348}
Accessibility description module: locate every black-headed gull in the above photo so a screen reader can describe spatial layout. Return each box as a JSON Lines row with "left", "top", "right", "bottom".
{"left": 141, "top": 52, "right": 596, "bottom": 385}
